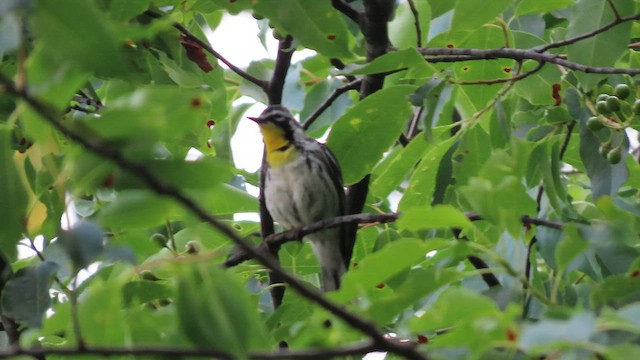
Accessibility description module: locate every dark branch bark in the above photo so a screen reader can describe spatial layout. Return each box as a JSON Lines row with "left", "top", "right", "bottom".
{"left": 302, "top": 79, "right": 361, "bottom": 130}
{"left": 0, "top": 340, "right": 383, "bottom": 359}
{"left": 144, "top": 10, "right": 269, "bottom": 91}
{"left": 419, "top": 47, "right": 640, "bottom": 75}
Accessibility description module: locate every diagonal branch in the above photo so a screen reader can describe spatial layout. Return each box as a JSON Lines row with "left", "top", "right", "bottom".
{"left": 302, "top": 79, "right": 361, "bottom": 130}
{"left": 331, "top": 0, "right": 361, "bottom": 24}
{"left": 144, "top": 10, "right": 269, "bottom": 92}
{"left": 535, "top": 11, "right": 639, "bottom": 52}
{"left": 224, "top": 213, "right": 398, "bottom": 267}
{"left": 0, "top": 74, "right": 427, "bottom": 360}
{"left": 0, "top": 340, "right": 381, "bottom": 359}
{"left": 419, "top": 47, "right": 640, "bottom": 74}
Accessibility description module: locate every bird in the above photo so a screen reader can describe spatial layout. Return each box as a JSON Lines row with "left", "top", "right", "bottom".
{"left": 249, "top": 104, "right": 349, "bottom": 292}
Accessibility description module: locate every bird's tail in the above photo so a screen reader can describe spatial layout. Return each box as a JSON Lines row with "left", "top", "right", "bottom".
{"left": 309, "top": 231, "right": 347, "bottom": 292}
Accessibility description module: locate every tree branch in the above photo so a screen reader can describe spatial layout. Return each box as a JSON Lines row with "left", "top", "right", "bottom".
{"left": 144, "top": 10, "right": 270, "bottom": 92}
{"left": 0, "top": 340, "right": 383, "bottom": 359}
{"left": 225, "top": 213, "right": 398, "bottom": 267}
{"left": 536, "top": 11, "right": 638, "bottom": 52}
{"left": 0, "top": 74, "right": 427, "bottom": 360}
{"left": 407, "top": 0, "right": 422, "bottom": 48}
{"left": 302, "top": 79, "right": 361, "bottom": 130}
{"left": 419, "top": 47, "right": 640, "bottom": 74}
{"left": 268, "top": 35, "right": 295, "bottom": 104}
{"left": 331, "top": 0, "right": 361, "bottom": 24}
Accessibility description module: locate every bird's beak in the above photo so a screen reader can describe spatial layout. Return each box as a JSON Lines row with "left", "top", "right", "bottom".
{"left": 247, "top": 116, "right": 261, "bottom": 123}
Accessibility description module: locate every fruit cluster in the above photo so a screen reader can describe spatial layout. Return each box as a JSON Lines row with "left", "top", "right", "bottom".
{"left": 586, "top": 83, "right": 639, "bottom": 164}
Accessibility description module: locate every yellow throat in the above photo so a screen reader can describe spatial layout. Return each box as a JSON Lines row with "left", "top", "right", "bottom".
{"left": 258, "top": 122, "right": 298, "bottom": 166}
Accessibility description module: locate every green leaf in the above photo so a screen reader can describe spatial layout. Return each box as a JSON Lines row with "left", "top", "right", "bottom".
{"left": 334, "top": 238, "right": 439, "bottom": 301}
{"left": 115, "top": 159, "right": 232, "bottom": 190}
{"left": 58, "top": 221, "right": 106, "bottom": 269}
{"left": 1, "top": 261, "right": 58, "bottom": 328}
{"left": 176, "top": 263, "right": 267, "bottom": 356}
{"left": 519, "top": 312, "right": 597, "bottom": 352}
{"left": 0, "top": 128, "right": 28, "bottom": 259}
{"left": 389, "top": 0, "right": 430, "bottom": 49}
{"left": 32, "top": 0, "right": 130, "bottom": 77}
{"left": 566, "top": 0, "right": 634, "bottom": 89}
{"left": 253, "top": 0, "right": 353, "bottom": 58}
{"left": 122, "top": 280, "right": 172, "bottom": 306}
{"left": 411, "top": 287, "right": 501, "bottom": 332}
{"left": 515, "top": 0, "right": 573, "bottom": 16}
{"left": 85, "top": 85, "right": 210, "bottom": 144}
{"left": 398, "top": 205, "right": 473, "bottom": 231}
{"left": 371, "top": 135, "right": 430, "bottom": 199}
{"left": 365, "top": 267, "right": 463, "bottom": 325}
{"left": 345, "top": 48, "right": 430, "bottom": 76}
{"left": 457, "top": 149, "right": 537, "bottom": 236}
{"left": 451, "top": 0, "right": 510, "bottom": 31}
{"left": 555, "top": 225, "right": 590, "bottom": 273}
{"left": 98, "top": 190, "right": 179, "bottom": 229}
{"left": 327, "top": 85, "right": 416, "bottom": 184}
{"left": 398, "top": 136, "right": 457, "bottom": 210}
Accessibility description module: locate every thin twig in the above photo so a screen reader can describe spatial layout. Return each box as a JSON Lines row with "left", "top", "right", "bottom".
{"left": 144, "top": 10, "right": 269, "bottom": 92}
{"left": 225, "top": 213, "right": 399, "bottom": 267}
{"left": 419, "top": 47, "right": 640, "bottom": 74}
{"left": 605, "top": 0, "right": 621, "bottom": 20}
{"left": 449, "top": 61, "right": 545, "bottom": 86}
{"left": 465, "top": 212, "right": 564, "bottom": 230}
{"left": 0, "top": 74, "right": 426, "bottom": 360}
{"left": 302, "top": 79, "right": 361, "bottom": 130}
{"left": 0, "top": 340, "right": 380, "bottom": 359}
{"left": 535, "top": 11, "right": 639, "bottom": 52}
{"left": 331, "top": 0, "right": 361, "bottom": 24}
{"left": 268, "top": 35, "right": 295, "bottom": 104}
{"left": 407, "top": 0, "right": 422, "bottom": 48}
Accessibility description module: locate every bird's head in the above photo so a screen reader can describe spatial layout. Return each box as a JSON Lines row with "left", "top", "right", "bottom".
{"left": 248, "top": 105, "right": 303, "bottom": 166}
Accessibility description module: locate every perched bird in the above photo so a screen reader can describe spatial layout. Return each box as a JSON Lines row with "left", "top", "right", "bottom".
{"left": 249, "top": 105, "right": 348, "bottom": 291}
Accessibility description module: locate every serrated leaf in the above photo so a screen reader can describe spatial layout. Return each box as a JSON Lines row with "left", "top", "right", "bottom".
{"left": 327, "top": 85, "right": 416, "bottom": 184}
{"left": 1, "top": 261, "right": 58, "bottom": 328}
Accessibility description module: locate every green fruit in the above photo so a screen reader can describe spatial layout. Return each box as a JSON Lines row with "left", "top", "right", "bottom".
{"left": 599, "top": 84, "right": 614, "bottom": 95}
{"left": 596, "top": 93, "right": 609, "bottom": 102}
{"left": 614, "top": 84, "right": 631, "bottom": 100}
{"left": 586, "top": 116, "right": 604, "bottom": 131}
{"left": 633, "top": 99, "right": 640, "bottom": 115}
{"left": 607, "top": 147, "right": 622, "bottom": 164}
{"left": 596, "top": 101, "right": 611, "bottom": 115}
{"left": 150, "top": 233, "right": 167, "bottom": 248}
{"left": 605, "top": 96, "right": 621, "bottom": 112}
{"left": 599, "top": 143, "right": 611, "bottom": 157}
{"left": 545, "top": 107, "right": 572, "bottom": 125}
